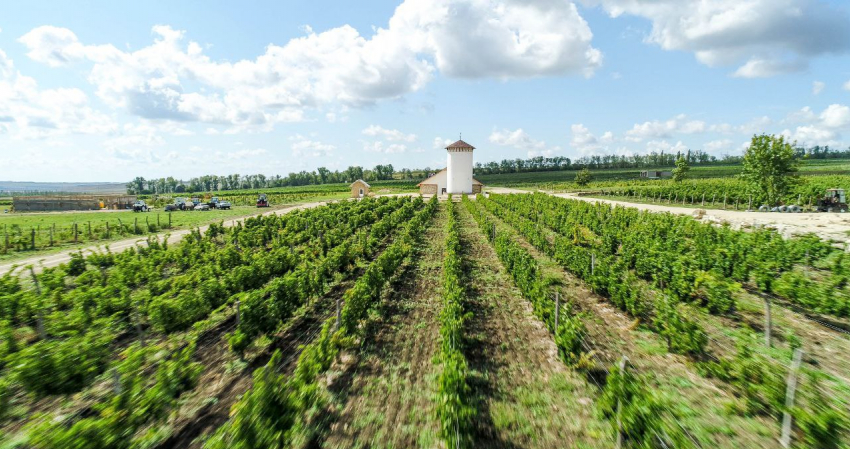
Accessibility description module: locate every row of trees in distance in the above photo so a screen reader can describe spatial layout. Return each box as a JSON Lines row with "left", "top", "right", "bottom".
{"left": 127, "top": 143, "right": 850, "bottom": 195}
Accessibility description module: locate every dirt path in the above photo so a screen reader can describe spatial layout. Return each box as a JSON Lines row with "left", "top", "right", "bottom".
{"left": 455, "top": 204, "right": 610, "bottom": 449}
{"left": 554, "top": 192, "right": 850, "bottom": 242}
{"left": 322, "top": 205, "right": 447, "bottom": 449}
{"left": 0, "top": 200, "right": 332, "bottom": 275}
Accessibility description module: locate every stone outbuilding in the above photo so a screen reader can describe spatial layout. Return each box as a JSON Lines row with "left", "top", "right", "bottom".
{"left": 350, "top": 179, "right": 370, "bottom": 198}
{"left": 417, "top": 168, "right": 483, "bottom": 195}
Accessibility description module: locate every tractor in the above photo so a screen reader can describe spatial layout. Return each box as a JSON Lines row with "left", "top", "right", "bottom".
{"left": 816, "top": 188, "right": 848, "bottom": 212}
{"left": 132, "top": 200, "right": 150, "bottom": 212}
{"left": 257, "top": 194, "right": 270, "bottom": 208}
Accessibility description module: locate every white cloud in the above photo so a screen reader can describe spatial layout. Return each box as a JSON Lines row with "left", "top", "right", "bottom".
{"left": 584, "top": 0, "right": 850, "bottom": 77}
{"left": 290, "top": 134, "right": 335, "bottom": 157}
{"left": 18, "top": 1, "right": 601, "bottom": 132}
{"left": 227, "top": 148, "right": 268, "bottom": 159}
{"left": 489, "top": 128, "right": 559, "bottom": 157}
{"left": 733, "top": 59, "right": 807, "bottom": 79}
{"left": 784, "top": 107, "right": 816, "bottom": 124}
{"left": 781, "top": 125, "right": 838, "bottom": 146}
{"left": 778, "top": 103, "right": 850, "bottom": 147}
{"left": 433, "top": 137, "right": 453, "bottom": 149}
{"left": 362, "top": 140, "right": 408, "bottom": 153}
{"left": 645, "top": 140, "right": 688, "bottom": 154}
{"left": 704, "top": 139, "right": 734, "bottom": 153}
{"left": 362, "top": 125, "right": 416, "bottom": 142}
{"left": 0, "top": 48, "right": 115, "bottom": 139}
{"left": 625, "top": 114, "right": 705, "bottom": 141}
{"left": 570, "top": 123, "right": 600, "bottom": 153}
{"left": 813, "top": 81, "right": 825, "bottom": 95}
{"left": 844, "top": 80, "right": 850, "bottom": 91}
{"left": 820, "top": 104, "right": 850, "bottom": 128}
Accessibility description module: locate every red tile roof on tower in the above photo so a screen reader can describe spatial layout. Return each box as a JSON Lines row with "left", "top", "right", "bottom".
{"left": 446, "top": 139, "right": 475, "bottom": 150}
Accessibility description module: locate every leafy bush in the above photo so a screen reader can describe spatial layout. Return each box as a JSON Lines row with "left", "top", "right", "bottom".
{"left": 11, "top": 331, "right": 112, "bottom": 396}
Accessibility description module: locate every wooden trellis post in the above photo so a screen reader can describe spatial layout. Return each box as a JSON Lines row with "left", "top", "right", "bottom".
{"left": 106, "top": 221, "right": 110, "bottom": 239}
{"left": 30, "top": 267, "right": 46, "bottom": 340}
{"left": 616, "top": 356, "right": 629, "bottom": 449}
{"left": 591, "top": 253, "right": 596, "bottom": 275}
{"left": 49, "top": 226, "right": 54, "bottom": 246}
{"left": 780, "top": 349, "right": 804, "bottom": 448}
{"left": 134, "top": 302, "right": 145, "bottom": 347}
{"left": 764, "top": 297, "right": 772, "bottom": 347}
{"left": 335, "top": 297, "right": 342, "bottom": 331}
{"left": 30, "top": 228, "right": 35, "bottom": 249}
{"left": 554, "top": 291, "right": 560, "bottom": 331}
{"left": 74, "top": 223, "right": 78, "bottom": 243}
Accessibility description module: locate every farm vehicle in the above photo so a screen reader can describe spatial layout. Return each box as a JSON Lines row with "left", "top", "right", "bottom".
{"left": 132, "top": 200, "right": 150, "bottom": 212}
{"left": 756, "top": 188, "right": 847, "bottom": 213}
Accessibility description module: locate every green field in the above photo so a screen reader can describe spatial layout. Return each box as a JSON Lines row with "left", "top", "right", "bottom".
{"left": 476, "top": 159, "right": 850, "bottom": 191}
{"left": 0, "top": 191, "right": 348, "bottom": 263}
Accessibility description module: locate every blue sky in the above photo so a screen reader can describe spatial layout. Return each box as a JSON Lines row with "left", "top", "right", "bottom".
{"left": 1, "top": 0, "right": 850, "bottom": 182}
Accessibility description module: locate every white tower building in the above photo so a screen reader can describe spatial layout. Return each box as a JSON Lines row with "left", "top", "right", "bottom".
{"left": 446, "top": 139, "right": 475, "bottom": 194}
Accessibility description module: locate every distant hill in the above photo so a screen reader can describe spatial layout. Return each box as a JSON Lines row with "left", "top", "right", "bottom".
{"left": 0, "top": 181, "right": 126, "bottom": 195}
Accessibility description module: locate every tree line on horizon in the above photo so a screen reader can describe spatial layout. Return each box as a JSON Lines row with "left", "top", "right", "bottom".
{"left": 125, "top": 144, "right": 850, "bottom": 195}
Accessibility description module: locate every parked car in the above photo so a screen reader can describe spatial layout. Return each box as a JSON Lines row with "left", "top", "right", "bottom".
{"left": 195, "top": 203, "right": 210, "bottom": 211}
{"left": 257, "top": 194, "right": 270, "bottom": 208}
{"left": 208, "top": 197, "right": 220, "bottom": 208}
{"left": 164, "top": 204, "right": 179, "bottom": 212}
{"left": 217, "top": 200, "right": 232, "bottom": 210}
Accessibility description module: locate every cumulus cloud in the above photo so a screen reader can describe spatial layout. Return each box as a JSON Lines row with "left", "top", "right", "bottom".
{"left": 18, "top": 1, "right": 601, "bottom": 131}
{"left": 362, "top": 125, "right": 416, "bottom": 142}
{"left": 820, "top": 104, "right": 850, "bottom": 128}
{"left": 645, "top": 140, "right": 688, "bottom": 154}
{"left": 433, "top": 137, "right": 453, "bottom": 149}
{"left": 704, "top": 139, "right": 734, "bottom": 153}
{"left": 583, "top": 0, "right": 850, "bottom": 77}
{"left": 780, "top": 103, "right": 850, "bottom": 146}
{"left": 362, "top": 140, "right": 408, "bottom": 153}
{"left": 489, "top": 128, "right": 559, "bottom": 157}
{"left": 570, "top": 123, "right": 600, "bottom": 153}
{"left": 625, "top": 114, "right": 706, "bottom": 142}
{"left": 0, "top": 48, "right": 115, "bottom": 139}
{"left": 290, "top": 134, "right": 335, "bottom": 157}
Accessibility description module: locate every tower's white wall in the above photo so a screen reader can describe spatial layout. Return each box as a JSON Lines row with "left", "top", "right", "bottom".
{"left": 447, "top": 150, "right": 473, "bottom": 194}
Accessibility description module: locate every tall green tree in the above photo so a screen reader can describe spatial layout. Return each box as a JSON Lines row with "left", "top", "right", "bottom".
{"left": 671, "top": 156, "right": 690, "bottom": 182}
{"left": 741, "top": 134, "right": 799, "bottom": 205}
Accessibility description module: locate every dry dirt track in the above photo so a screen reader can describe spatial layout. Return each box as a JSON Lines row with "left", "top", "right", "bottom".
{"left": 553, "top": 192, "right": 850, "bottom": 243}
{"left": 0, "top": 201, "right": 332, "bottom": 276}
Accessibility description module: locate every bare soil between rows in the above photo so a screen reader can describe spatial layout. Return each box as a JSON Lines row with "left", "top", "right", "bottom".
{"left": 320, "top": 206, "right": 447, "bottom": 449}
